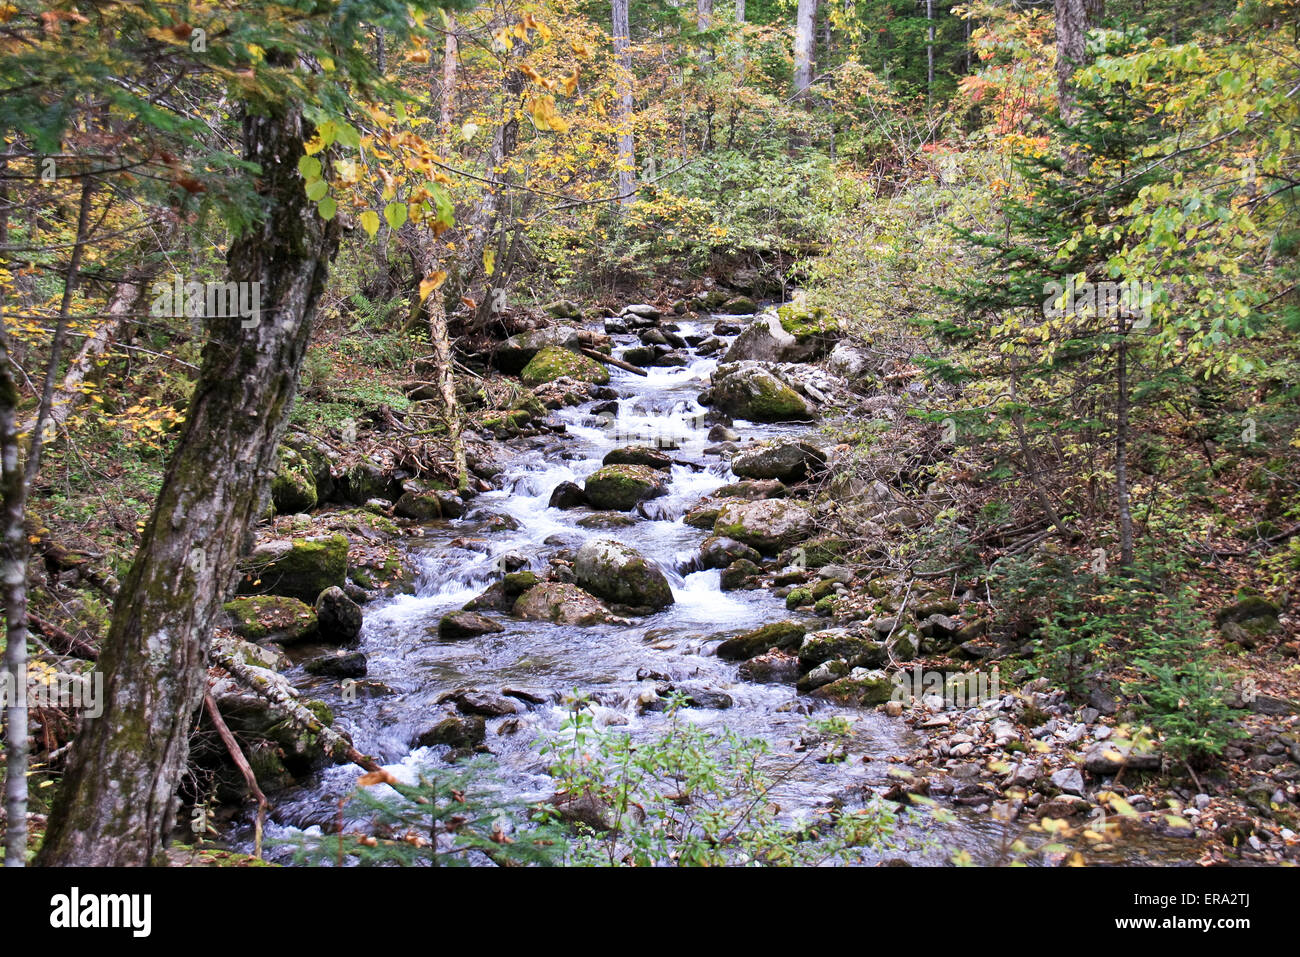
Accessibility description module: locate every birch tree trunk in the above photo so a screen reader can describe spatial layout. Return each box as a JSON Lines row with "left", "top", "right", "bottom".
{"left": 439, "top": 16, "right": 459, "bottom": 137}
{"left": 793, "top": 0, "right": 818, "bottom": 99}
{"left": 612, "top": 0, "right": 637, "bottom": 205}
{"left": 37, "top": 95, "right": 339, "bottom": 867}
{"left": 1054, "top": 0, "right": 1089, "bottom": 123}
{"left": 736, "top": 0, "right": 745, "bottom": 24}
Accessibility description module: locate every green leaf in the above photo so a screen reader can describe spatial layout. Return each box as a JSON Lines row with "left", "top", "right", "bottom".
{"left": 298, "top": 155, "right": 322, "bottom": 181}
{"left": 317, "top": 196, "right": 337, "bottom": 221}
{"left": 306, "top": 179, "right": 329, "bottom": 201}
{"left": 384, "top": 201, "right": 407, "bottom": 230}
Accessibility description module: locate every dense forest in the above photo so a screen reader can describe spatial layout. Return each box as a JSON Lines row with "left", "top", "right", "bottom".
{"left": 0, "top": 0, "right": 1297, "bottom": 871}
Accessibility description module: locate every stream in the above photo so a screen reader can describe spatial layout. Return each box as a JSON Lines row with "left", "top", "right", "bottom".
{"left": 245, "top": 310, "right": 1201, "bottom": 866}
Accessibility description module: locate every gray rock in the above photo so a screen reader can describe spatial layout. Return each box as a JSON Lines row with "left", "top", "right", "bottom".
{"left": 1050, "top": 768, "right": 1086, "bottom": 797}
{"left": 730, "top": 440, "right": 827, "bottom": 483}
{"left": 573, "top": 539, "right": 674, "bottom": 611}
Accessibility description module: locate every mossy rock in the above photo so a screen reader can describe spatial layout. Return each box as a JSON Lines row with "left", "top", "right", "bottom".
{"left": 222, "top": 596, "right": 319, "bottom": 644}
{"left": 602, "top": 445, "right": 673, "bottom": 471}
{"left": 271, "top": 447, "right": 319, "bottom": 515}
{"left": 520, "top": 345, "right": 610, "bottom": 387}
{"left": 684, "top": 505, "right": 721, "bottom": 529}
{"left": 583, "top": 464, "right": 668, "bottom": 511}
{"left": 775, "top": 303, "right": 840, "bottom": 342}
{"left": 808, "top": 669, "right": 895, "bottom": 707}
{"left": 709, "top": 362, "right": 811, "bottom": 422}
{"left": 799, "top": 631, "right": 888, "bottom": 671}
{"left": 713, "top": 498, "right": 814, "bottom": 553}
{"left": 238, "top": 533, "right": 349, "bottom": 604}
{"left": 720, "top": 558, "right": 762, "bottom": 590}
{"left": 512, "top": 582, "right": 615, "bottom": 626}
{"left": 573, "top": 539, "right": 674, "bottom": 611}
{"left": 715, "top": 620, "right": 807, "bottom": 661}
{"left": 786, "top": 587, "right": 813, "bottom": 609}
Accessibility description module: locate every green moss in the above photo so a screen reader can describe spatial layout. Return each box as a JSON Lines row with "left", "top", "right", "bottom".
{"left": 239, "top": 533, "right": 348, "bottom": 604}
{"left": 786, "top": 587, "right": 813, "bottom": 609}
{"left": 584, "top": 464, "right": 665, "bottom": 511}
{"left": 271, "top": 447, "right": 318, "bottom": 515}
{"left": 520, "top": 345, "right": 610, "bottom": 387}
{"left": 222, "top": 596, "right": 318, "bottom": 642}
{"left": 776, "top": 303, "right": 839, "bottom": 341}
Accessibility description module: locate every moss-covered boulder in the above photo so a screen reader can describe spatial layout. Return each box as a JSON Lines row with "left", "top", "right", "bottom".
{"left": 583, "top": 464, "right": 668, "bottom": 511}
{"left": 713, "top": 498, "right": 814, "bottom": 553}
{"left": 520, "top": 345, "right": 610, "bottom": 387}
{"left": 684, "top": 505, "right": 721, "bottom": 529}
{"left": 574, "top": 539, "right": 675, "bottom": 612}
{"left": 775, "top": 302, "right": 840, "bottom": 358}
{"left": 798, "top": 631, "right": 887, "bottom": 672}
{"left": 343, "top": 461, "right": 401, "bottom": 505}
{"left": 720, "top": 558, "right": 763, "bottom": 591}
{"left": 271, "top": 447, "right": 318, "bottom": 514}
{"left": 602, "top": 445, "right": 673, "bottom": 471}
{"left": 715, "top": 620, "right": 807, "bottom": 661}
{"left": 708, "top": 362, "right": 812, "bottom": 422}
{"left": 222, "top": 596, "right": 319, "bottom": 644}
{"left": 495, "top": 325, "right": 586, "bottom": 373}
{"left": 239, "top": 533, "right": 349, "bottom": 604}
{"left": 513, "top": 582, "right": 616, "bottom": 626}
{"left": 730, "top": 440, "right": 826, "bottom": 483}
{"left": 314, "top": 586, "right": 363, "bottom": 644}
{"left": 808, "top": 668, "right": 895, "bottom": 707}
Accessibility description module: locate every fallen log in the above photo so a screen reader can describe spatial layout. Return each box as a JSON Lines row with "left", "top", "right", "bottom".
{"left": 580, "top": 346, "right": 648, "bottom": 377}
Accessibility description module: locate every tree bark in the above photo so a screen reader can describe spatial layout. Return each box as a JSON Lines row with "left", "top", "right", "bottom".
{"left": 1054, "top": 0, "right": 1089, "bottom": 123}
{"left": 736, "top": 0, "right": 745, "bottom": 24}
{"left": 612, "top": 0, "right": 637, "bottom": 205}
{"left": 438, "top": 17, "right": 459, "bottom": 137}
{"left": 793, "top": 0, "right": 818, "bottom": 99}
{"left": 37, "top": 97, "right": 339, "bottom": 866}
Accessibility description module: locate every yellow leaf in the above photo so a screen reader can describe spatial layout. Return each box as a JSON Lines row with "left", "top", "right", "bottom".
{"left": 483, "top": 246, "right": 495, "bottom": 276}
{"left": 561, "top": 69, "right": 580, "bottom": 97}
{"left": 359, "top": 210, "right": 380, "bottom": 238}
{"left": 418, "top": 271, "right": 448, "bottom": 301}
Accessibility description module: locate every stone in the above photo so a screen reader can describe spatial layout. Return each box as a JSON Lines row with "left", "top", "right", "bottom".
{"left": 238, "top": 533, "right": 349, "bottom": 604}
{"left": 808, "top": 669, "right": 894, "bottom": 707}
{"left": 271, "top": 446, "right": 318, "bottom": 514}
{"left": 414, "top": 715, "right": 487, "bottom": 750}
{"left": 798, "top": 631, "right": 888, "bottom": 671}
{"left": 494, "top": 325, "right": 585, "bottom": 373}
{"left": 699, "top": 536, "right": 762, "bottom": 570}
{"left": 520, "top": 345, "right": 610, "bottom": 387}
{"left": 314, "top": 586, "right": 363, "bottom": 643}
{"left": 715, "top": 620, "right": 807, "bottom": 661}
{"left": 1083, "top": 740, "right": 1161, "bottom": 774}
{"left": 722, "top": 311, "right": 811, "bottom": 364}
{"left": 305, "top": 651, "right": 368, "bottom": 679}
{"left": 707, "top": 361, "right": 812, "bottom": 422}
{"left": 730, "top": 440, "right": 827, "bottom": 483}
{"left": 739, "top": 650, "right": 801, "bottom": 684}
{"left": 573, "top": 538, "right": 674, "bottom": 611}
{"left": 222, "top": 596, "right": 319, "bottom": 644}
{"left": 438, "top": 610, "right": 506, "bottom": 640}
{"left": 1050, "top": 768, "right": 1086, "bottom": 797}
{"left": 712, "top": 498, "right": 814, "bottom": 553}
{"left": 583, "top": 464, "right": 669, "bottom": 511}
{"left": 720, "top": 558, "right": 763, "bottom": 590}
{"left": 512, "top": 582, "right": 615, "bottom": 626}
{"left": 602, "top": 446, "right": 674, "bottom": 471}
{"left": 547, "top": 481, "right": 588, "bottom": 509}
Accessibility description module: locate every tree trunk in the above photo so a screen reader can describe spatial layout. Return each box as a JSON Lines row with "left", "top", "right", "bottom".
{"left": 37, "top": 98, "right": 339, "bottom": 867}
{"left": 438, "top": 17, "right": 459, "bottom": 137}
{"left": 793, "top": 0, "right": 818, "bottom": 99}
{"left": 1116, "top": 318, "right": 1134, "bottom": 569}
{"left": 4, "top": 174, "right": 95, "bottom": 867}
{"left": 612, "top": 0, "right": 637, "bottom": 205}
{"left": 736, "top": 0, "right": 745, "bottom": 24}
{"left": 1054, "top": 0, "right": 1089, "bottom": 123}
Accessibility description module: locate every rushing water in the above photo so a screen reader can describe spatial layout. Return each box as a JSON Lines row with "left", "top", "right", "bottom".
{"left": 244, "top": 313, "right": 1201, "bottom": 866}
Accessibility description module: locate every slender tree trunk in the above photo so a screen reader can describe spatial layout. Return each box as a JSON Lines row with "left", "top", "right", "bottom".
{"left": 736, "top": 0, "right": 745, "bottom": 24}
{"left": 439, "top": 17, "right": 459, "bottom": 137}
{"left": 926, "top": 0, "right": 935, "bottom": 104}
{"left": 3, "top": 174, "right": 94, "bottom": 867}
{"left": 697, "top": 0, "right": 713, "bottom": 62}
{"left": 37, "top": 97, "right": 339, "bottom": 867}
{"left": 1054, "top": 0, "right": 1089, "bottom": 123}
{"left": 1116, "top": 319, "right": 1134, "bottom": 569}
{"left": 793, "top": 0, "right": 818, "bottom": 99}
{"left": 612, "top": 0, "right": 637, "bottom": 205}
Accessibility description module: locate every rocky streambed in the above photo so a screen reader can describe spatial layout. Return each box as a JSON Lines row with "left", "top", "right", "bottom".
{"left": 206, "top": 297, "right": 1253, "bottom": 866}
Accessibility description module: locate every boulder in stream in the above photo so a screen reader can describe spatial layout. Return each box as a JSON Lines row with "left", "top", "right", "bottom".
{"left": 730, "top": 440, "right": 827, "bottom": 483}
{"left": 513, "top": 582, "right": 617, "bottom": 626}
{"left": 707, "top": 362, "right": 813, "bottom": 422}
{"left": 712, "top": 498, "right": 814, "bottom": 553}
{"left": 583, "top": 464, "right": 668, "bottom": 511}
{"left": 573, "top": 539, "right": 674, "bottom": 611}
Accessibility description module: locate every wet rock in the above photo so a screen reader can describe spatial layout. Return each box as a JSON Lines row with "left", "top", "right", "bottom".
{"left": 583, "top": 464, "right": 669, "bottom": 511}
{"left": 438, "top": 610, "right": 506, "bottom": 640}
{"left": 798, "top": 631, "right": 888, "bottom": 671}
{"left": 739, "top": 650, "right": 801, "bottom": 684}
{"left": 513, "top": 582, "right": 615, "bottom": 626}
{"left": 304, "top": 651, "right": 368, "bottom": 679}
{"left": 622, "top": 303, "right": 662, "bottom": 321}
{"left": 707, "top": 361, "right": 813, "bottom": 422}
{"left": 395, "top": 488, "right": 464, "bottom": 520}
{"left": 795, "top": 659, "right": 850, "bottom": 694}
{"left": 707, "top": 424, "right": 739, "bottom": 442}
{"left": 808, "top": 669, "right": 894, "bottom": 707}
{"left": 723, "top": 311, "right": 814, "bottom": 364}
{"left": 1083, "top": 740, "right": 1161, "bottom": 774}
{"left": 712, "top": 498, "right": 814, "bottom": 553}
{"left": 730, "top": 440, "right": 827, "bottom": 483}
{"left": 716, "top": 620, "right": 806, "bottom": 660}
{"left": 441, "top": 689, "right": 519, "bottom": 717}
{"left": 222, "top": 596, "right": 319, "bottom": 644}
{"left": 720, "top": 558, "right": 763, "bottom": 590}
{"left": 602, "top": 446, "right": 673, "bottom": 471}
{"left": 712, "top": 478, "right": 786, "bottom": 500}
{"left": 342, "top": 461, "right": 401, "bottom": 505}
{"left": 238, "top": 533, "right": 349, "bottom": 604}
{"left": 1050, "top": 768, "right": 1086, "bottom": 797}
{"left": 520, "top": 345, "right": 611, "bottom": 387}
{"left": 699, "top": 535, "right": 762, "bottom": 570}
{"left": 576, "top": 511, "right": 638, "bottom": 529}
{"left": 271, "top": 446, "right": 318, "bottom": 514}
{"left": 494, "top": 325, "right": 585, "bottom": 373}
{"left": 414, "top": 715, "right": 487, "bottom": 750}
{"left": 621, "top": 345, "right": 657, "bottom": 366}
{"left": 642, "top": 684, "right": 733, "bottom": 711}
{"left": 573, "top": 538, "right": 674, "bottom": 612}
{"left": 548, "top": 481, "right": 589, "bottom": 509}
{"left": 314, "top": 586, "right": 363, "bottom": 644}
{"left": 683, "top": 505, "right": 721, "bottom": 529}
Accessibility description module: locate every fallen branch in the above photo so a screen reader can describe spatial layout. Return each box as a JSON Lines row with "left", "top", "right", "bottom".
{"left": 580, "top": 346, "right": 648, "bottom": 377}
{"left": 203, "top": 692, "right": 267, "bottom": 859}
{"left": 26, "top": 612, "right": 98, "bottom": 661}
{"left": 211, "top": 637, "right": 382, "bottom": 773}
